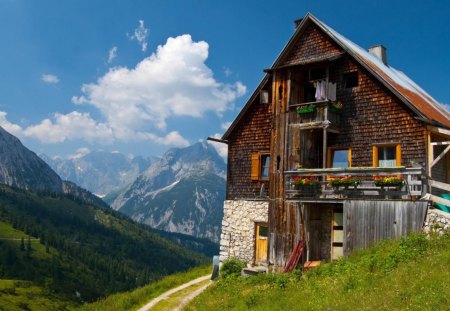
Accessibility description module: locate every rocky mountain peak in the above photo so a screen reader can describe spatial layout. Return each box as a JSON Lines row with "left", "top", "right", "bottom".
{"left": 0, "top": 126, "right": 63, "bottom": 193}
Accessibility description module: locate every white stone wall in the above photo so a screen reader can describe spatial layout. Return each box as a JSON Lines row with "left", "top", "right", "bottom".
{"left": 219, "top": 200, "right": 269, "bottom": 264}
{"left": 424, "top": 208, "right": 450, "bottom": 235}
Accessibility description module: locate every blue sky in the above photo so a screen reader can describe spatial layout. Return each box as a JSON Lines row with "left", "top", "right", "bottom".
{"left": 0, "top": 0, "right": 449, "bottom": 159}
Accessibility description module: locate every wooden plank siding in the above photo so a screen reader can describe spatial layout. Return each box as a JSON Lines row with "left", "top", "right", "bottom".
{"left": 267, "top": 22, "right": 429, "bottom": 267}
{"left": 329, "top": 55, "right": 428, "bottom": 168}
{"left": 343, "top": 200, "right": 428, "bottom": 254}
{"left": 226, "top": 79, "right": 273, "bottom": 199}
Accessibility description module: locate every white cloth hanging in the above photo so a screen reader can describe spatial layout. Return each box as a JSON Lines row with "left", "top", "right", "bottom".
{"left": 328, "top": 82, "right": 336, "bottom": 101}
{"left": 315, "top": 80, "right": 326, "bottom": 101}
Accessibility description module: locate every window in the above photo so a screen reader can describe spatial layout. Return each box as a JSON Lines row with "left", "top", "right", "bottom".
{"left": 261, "top": 155, "right": 270, "bottom": 179}
{"left": 251, "top": 152, "right": 270, "bottom": 180}
{"left": 373, "top": 144, "right": 401, "bottom": 167}
{"left": 327, "top": 148, "right": 352, "bottom": 168}
{"left": 343, "top": 72, "right": 358, "bottom": 89}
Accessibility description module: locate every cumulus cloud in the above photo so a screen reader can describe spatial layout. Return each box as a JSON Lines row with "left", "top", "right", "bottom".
{"left": 1, "top": 34, "right": 245, "bottom": 150}
{"left": 221, "top": 121, "right": 232, "bottom": 131}
{"left": 108, "top": 46, "right": 118, "bottom": 63}
{"left": 22, "top": 111, "right": 114, "bottom": 144}
{"left": 128, "top": 20, "right": 149, "bottom": 52}
{"left": 207, "top": 133, "right": 228, "bottom": 159}
{"left": 73, "top": 34, "right": 246, "bottom": 132}
{"left": 0, "top": 111, "right": 24, "bottom": 138}
{"left": 41, "top": 74, "right": 59, "bottom": 84}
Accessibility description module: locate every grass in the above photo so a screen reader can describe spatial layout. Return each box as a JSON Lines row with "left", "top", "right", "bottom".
{"left": 0, "top": 221, "right": 33, "bottom": 239}
{"left": 81, "top": 265, "right": 211, "bottom": 311}
{"left": 0, "top": 279, "right": 77, "bottom": 311}
{"left": 186, "top": 232, "right": 450, "bottom": 311}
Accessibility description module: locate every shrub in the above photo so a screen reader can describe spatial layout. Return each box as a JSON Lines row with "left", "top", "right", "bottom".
{"left": 220, "top": 258, "right": 245, "bottom": 278}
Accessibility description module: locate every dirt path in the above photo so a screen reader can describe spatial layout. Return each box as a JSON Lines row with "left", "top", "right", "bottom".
{"left": 137, "top": 274, "right": 212, "bottom": 311}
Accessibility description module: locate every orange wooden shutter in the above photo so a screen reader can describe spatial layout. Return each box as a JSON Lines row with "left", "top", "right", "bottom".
{"left": 251, "top": 153, "right": 260, "bottom": 180}
{"left": 396, "top": 144, "right": 402, "bottom": 166}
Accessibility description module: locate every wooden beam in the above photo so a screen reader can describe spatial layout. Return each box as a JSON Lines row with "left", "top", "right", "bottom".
{"left": 430, "top": 144, "right": 450, "bottom": 168}
{"left": 429, "top": 180, "right": 450, "bottom": 192}
{"left": 431, "top": 141, "right": 450, "bottom": 146}
{"left": 428, "top": 130, "right": 433, "bottom": 178}
{"left": 428, "top": 125, "right": 450, "bottom": 137}
{"left": 425, "top": 193, "right": 450, "bottom": 207}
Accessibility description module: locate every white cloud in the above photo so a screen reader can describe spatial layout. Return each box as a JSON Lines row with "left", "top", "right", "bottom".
{"left": 0, "top": 111, "right": 24, "bottom": 138}
{"left": 1, "top": 34, "right": 245, "bottom": 150}
{"left": 207, "top": 133, "right": 228, "bottom": 159}
{"left": 41, "top": 74, "right": 59, "bottom": 84}
{"left": 128, "top": 20, "right": 149, "bottom": 52}
{"left": 440, "top": 102, "right": 450, "bottom": 111}
{"left": 69, "top": 147, "right": 91, "bottom": 159}
{"left": 73, "top": 34, "right": 246, "bottom": 132}
{"left": 22, "top": 111, "right": 114, "bottom": 144}
{"left": 108, "top": 46, "right": 118, "bottom": 63}
{"left": 221, "top": 121, "right": 232, "bottom": 131}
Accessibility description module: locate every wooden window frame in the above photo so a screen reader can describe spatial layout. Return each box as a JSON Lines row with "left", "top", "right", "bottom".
{"left": 251, "top": 152, "right": 270, "bottom": 181}
{"left": 372, "top": 143, "right": 401, "bottom": 167}
{"left": 327, "top": 147, "right": 352, "bottom": 168}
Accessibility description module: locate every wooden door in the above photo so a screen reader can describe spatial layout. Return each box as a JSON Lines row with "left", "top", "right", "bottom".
{"left": 255, "top": 223, "right": 268, "bottom": 263}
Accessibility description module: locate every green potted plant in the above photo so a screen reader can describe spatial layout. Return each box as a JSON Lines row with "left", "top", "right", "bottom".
{"left": 297, "top": 104, "right": 316, "bottom": 114}
{"left": 329, "top": 175, "right": 359, "bottom": 189}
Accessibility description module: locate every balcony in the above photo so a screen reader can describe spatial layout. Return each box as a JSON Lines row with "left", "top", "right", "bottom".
{"left": 285, "top": 167, "right": 425, "bottom": 201}
{"left": 288, "top": 100, "right": 341, "bottom": 132}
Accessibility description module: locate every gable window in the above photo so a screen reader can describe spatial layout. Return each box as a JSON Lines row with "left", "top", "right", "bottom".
{"left": 373, "top": 144, "right": 401, "bottom": 167}
{"left": 327, "top": 148, "right": 352, "bottom": 168}
{"left": 251, "top": 152, "right": 270, "bottom": 181}
{"left": 343, "top": 72, "right": 358, "bottom": 89}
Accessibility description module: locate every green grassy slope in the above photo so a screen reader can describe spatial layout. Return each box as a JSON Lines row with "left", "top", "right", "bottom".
{"left": 187, "top": 232, "right": 450, "bottom": 311}
{"left": 0, "top": 184, "right": 210, "bottom": 305}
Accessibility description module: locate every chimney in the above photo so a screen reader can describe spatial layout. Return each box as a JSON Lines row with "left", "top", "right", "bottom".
{"left": 368, "top": 45, "right": 387, "bottom": 65}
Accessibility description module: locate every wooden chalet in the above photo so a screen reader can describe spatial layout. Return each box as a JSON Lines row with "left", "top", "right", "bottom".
{"left": 215, "top": 13, "right": 450, "bottom": 269}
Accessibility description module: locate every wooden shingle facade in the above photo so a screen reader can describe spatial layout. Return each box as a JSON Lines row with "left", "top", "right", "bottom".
{"left": 218, "top": 13, "right": 450, "bottom": 269}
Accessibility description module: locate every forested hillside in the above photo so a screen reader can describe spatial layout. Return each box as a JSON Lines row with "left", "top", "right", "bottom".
{"left": 0, "top": 184, "right": 212, "bottom": 304}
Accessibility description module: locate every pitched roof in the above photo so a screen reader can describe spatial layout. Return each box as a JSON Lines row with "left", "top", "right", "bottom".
{"left": 275, "top": 13, "right": 450, "bottom": 128}
{"left": 223, "top": 13, "right": 450, "bottom": 141}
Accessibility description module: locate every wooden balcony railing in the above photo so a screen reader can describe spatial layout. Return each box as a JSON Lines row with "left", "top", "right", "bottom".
{"left": 285, "top": 167, "right": 425, "bottom": 200}
{"left": 288, "top": 100, "right": 341, "bottom": 130}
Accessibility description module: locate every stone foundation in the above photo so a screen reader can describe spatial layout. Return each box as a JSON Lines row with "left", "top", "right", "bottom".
{"left": 219, "top": 200, "right": 269, "bottom": 264}
{"left": 424, "top": 208, "right": 450, "bottom": 235}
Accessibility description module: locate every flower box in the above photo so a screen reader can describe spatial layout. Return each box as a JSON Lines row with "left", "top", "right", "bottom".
{"left": 329, "top": 176, "right": 359, "bottom": 189}
{"left": 373, "top": 176, "right": 404, "bottom": 188}
{"left": 297, "top": 104, "right": 316, "bottom": 114}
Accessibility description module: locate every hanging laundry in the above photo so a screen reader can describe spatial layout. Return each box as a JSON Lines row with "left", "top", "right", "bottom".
{"left": 315, "top": 80, "right": 326, "bottom": 101}
{"left": 328, "top": 82, "right": 336, "bottom": 101}
{"left": 315, "top": 80, "right": 322, "bottom": 101}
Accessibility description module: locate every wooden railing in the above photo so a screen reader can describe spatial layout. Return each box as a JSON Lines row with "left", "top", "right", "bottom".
{"left": 285, "top": 167, "right": 425, "bottom": 200}
{"left": 288, "top": 100, "right": 341, "bottom": 129}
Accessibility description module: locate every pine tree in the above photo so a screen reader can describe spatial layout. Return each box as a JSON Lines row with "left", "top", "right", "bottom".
{"left": 26, "top": 237, "right": 32, "bottom": 252}
{"left": 20, "top": 237, "right": 25, "bottom": 251}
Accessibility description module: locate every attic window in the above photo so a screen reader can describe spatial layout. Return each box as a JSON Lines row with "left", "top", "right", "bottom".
{"left": 343, "top": 72, "right": 358, "bottom": 89}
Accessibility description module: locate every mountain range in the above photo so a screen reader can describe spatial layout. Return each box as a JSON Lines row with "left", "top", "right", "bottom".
{"left": 107, "top": 142, "right": 226, "bottom": 242}
{"left": 42, "top": 142, "right": 227, "bottom": 243}
{"left": 0, "top": 125, "right": 218, "bottom": 304}
{"left": 40, "top": 151, "right": 155, "bottom": 197}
